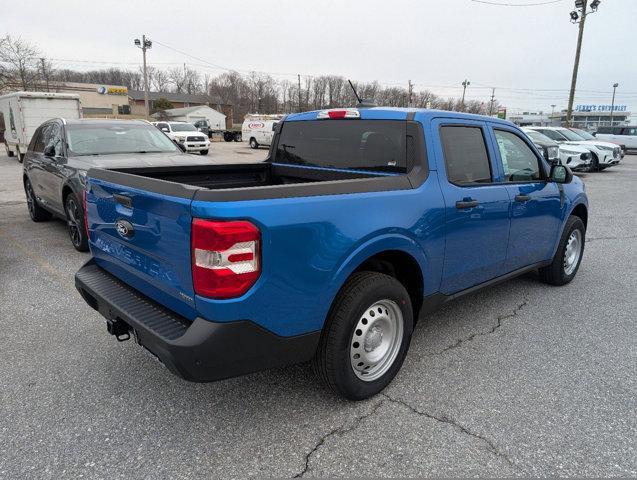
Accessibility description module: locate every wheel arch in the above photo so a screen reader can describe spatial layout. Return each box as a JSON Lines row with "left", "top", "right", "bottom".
{"left": 570, "top": 202, "right": 588, "bottom": 230}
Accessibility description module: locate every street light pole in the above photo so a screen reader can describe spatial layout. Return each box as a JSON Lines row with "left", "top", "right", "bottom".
{"left": 134, "top": 35, "right": 152, "bottom": 118}
{"left": 609, "top": 82, "right": 618, "bottom": 127}
{"left": 550, "top": 104, "right": 556, "bottom": 125}
{"left": 461, "top": 79, "right": 470, "bottom": 110}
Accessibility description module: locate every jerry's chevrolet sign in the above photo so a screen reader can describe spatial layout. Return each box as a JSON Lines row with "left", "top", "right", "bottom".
{"left": 97, "top": 86, "right": 128, "bottom": 96}
{"left": 575, "top": 104, "right": 627, "bottom": 112}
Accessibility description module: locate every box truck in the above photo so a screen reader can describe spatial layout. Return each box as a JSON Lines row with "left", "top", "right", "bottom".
{"left": 0, "top": 91, "right": 82, "bottom": 162}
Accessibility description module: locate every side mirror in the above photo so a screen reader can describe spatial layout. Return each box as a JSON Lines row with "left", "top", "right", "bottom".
{"left": 173, "top": 140, "right": 187, "bottom": 152}
{"left": 44, "top": 145, "right": 56, "bottom": 157}
{"left": 550, "top": 164, "right": 573, "bottom": 184}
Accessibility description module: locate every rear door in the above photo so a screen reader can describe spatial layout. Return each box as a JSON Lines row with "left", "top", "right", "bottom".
{"left": 87, "top": 175, "right": 198, "bottom": 319}
{"left": 489, "top": 125, "right": 562, "bottom": 271}
{"left": 433, "top": 119, "right": 511, "bottom": 294}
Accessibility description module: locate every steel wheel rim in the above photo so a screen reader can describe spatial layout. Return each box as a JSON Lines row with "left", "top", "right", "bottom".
{"left": 563, "top": 229, "right": 582, "bottom": 275}
{"left": 25, "top": 182, "right": 35, "bottom": 217}
{"left": 350, "top": 299, "right": 404, "bottom": 382}
{"left": 66, "top": 197, "right": 81, "bottom": 246}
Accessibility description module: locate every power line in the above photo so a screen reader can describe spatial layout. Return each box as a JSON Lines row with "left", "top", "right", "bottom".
{"left": 470, "top": 0, "right": 564, "bottom": 6}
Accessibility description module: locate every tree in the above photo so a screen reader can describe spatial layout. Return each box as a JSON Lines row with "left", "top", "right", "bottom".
{"left": 152, "top": 97, "right": 174, "bottom": 113}
{"left": 0, "top": 35, "right": 43, "bottom": 91}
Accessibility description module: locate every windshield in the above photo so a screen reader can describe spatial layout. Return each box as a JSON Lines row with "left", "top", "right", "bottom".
{"left": 537, "top": 129, "right": 567, "bottom": 142}
{"left": 525, "top": 130, "right": 555, "bottom": 144}
{"left": 571, "top": 128, "right": 595, "bottom": 140}
{"left": 558, "top": 129, "right": 585, "bottom": 141}
{"left": 170, "top": 123, "right": 197, "bottom": 132}
{"left": 273, "top": 120, "right": 407, "bottom": 173}
{"left": 67, "top": 123, "right": 179, "bottom": 156}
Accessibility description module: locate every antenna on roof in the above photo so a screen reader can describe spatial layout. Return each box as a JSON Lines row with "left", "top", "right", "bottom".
{"left": 348, "top": 79, "right": 362, "bottom": 104}
{"left": 348, "top": 79, "right": 377, "bottom": 108}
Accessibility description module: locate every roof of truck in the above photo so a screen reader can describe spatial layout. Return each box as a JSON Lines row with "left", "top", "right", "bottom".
{"left": 285, "top": 107, "right": 516, "bottom": 127}
{"left": 61, "top": 118, "right": 151, "bottom": 126}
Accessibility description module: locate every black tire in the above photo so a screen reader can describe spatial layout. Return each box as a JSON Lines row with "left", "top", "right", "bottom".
{"left": 539, "top": 215, "right": 585, "bottom": 286}
{"left": 249, "top": 138, "right": 259, "bottom": 149}
{"left": 6, "top": 144, "right": 14, "bottom": 157}
{"left": 223, "top": 132, "right": 233, "bottom": 142}
{"left": 24, "top": 178, "right": 52, "bottom": 222}
{"left": 200, "top": 150, "right": 209, "bottom": 155}
{"left": 589, "top": 153, "right": 599, "bottom": 172}
{"left": 234, "top": 133, "right": 242, "bottom": 142}
{"left": 65, "top": 193, "right": 89, "bottom": 252}
{"left": 17, "top": 152, "right": 24, "bottom": 163}
{"left": 313, "top": 271, "right": 413, "bottom": 400}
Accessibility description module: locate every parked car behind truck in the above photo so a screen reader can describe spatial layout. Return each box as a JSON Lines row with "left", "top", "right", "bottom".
{"left": 0, "top": 91, "right": 82, "bottom": 162}
{"left": 76, "top": 107, "right": 588, "bottom": 400}
{"left": 151, "top": 121, "right": 210, "bottom": 154}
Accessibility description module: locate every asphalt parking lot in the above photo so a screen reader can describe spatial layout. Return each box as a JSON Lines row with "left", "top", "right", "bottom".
{"left": 1, "top": 143, "right": 635, "bottom": 478}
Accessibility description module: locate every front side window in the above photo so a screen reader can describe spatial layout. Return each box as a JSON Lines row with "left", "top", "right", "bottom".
{"left": 30, "top": 125, "right": 47, "bottom": 153}
{"left": 274, "top": 120, "right": 407, "bottom": 172}
{"left": 66, "top": 123, "right": 179, "bottom": 156}
{"left": 495, "top": 130, "right": 542, "bottom": 182}
{"left": 440, "top": 126, "right": 492, "bottom": 185}
{"left": 46, "top": 123, "right": 62, "bottom": 156}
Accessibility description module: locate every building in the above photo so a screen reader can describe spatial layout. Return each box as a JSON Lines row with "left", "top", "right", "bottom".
{"left": 549, "top": 104, "right": 631, "bottom": 130}
{"left": 128, "top": 90, "right": 233, "bottom": 128}
{"left": 507, "top": 111, "right": 552, "bottom": 127}
{"left": 47, "top": 81, "right": 130, "bottom": 115}
{"left": 151, "top": 105, "right": 227, "bottom": 131}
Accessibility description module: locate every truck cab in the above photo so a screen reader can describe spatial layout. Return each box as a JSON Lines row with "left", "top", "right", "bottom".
{"left": 76, "top": 107, "right": 588, "bottom": 400}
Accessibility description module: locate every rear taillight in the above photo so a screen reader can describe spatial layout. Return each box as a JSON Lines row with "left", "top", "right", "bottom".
{"left": 191, "top": 219, "right": 261, "bottom": 299}
{"left": 82, "top": 189, "right": 89, "bottom": 238}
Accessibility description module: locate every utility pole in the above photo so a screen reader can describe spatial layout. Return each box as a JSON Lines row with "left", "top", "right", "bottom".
{"left": 39, "top": 58, "right": 50, "bottom": 92}
{"left": 566, "top": 0, "right": 601, "bottom": 126}
{"left": 488, "top": 88, "right": 496, "bottom": 116}
{"left": 297, "top": 74, "right": 302, "bottom": 112}
{"left": 550, "top": 104, "right": 556, "bottom": 125}
{"left": 407, "top": 80, "right": 414, "bottom": 107}
{"left": 609, "top": 82, "right": 618, "bottom": 127}
{"left": 461, "top": 79, "right": 470, "bottom": 110}
{"left": 134, "top": 35, "right": 152, "bottom": 118}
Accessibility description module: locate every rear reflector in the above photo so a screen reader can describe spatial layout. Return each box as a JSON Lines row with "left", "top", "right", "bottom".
{"left": 191, "top": 219, "right": 260, "bottom": 299}
{"left": 317, "top": 108, "right": 360, "bottom": 119}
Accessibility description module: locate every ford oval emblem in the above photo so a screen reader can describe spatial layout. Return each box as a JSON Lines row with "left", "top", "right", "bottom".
{"left": 116, "top": 219, "right": 134, "bottom": 239}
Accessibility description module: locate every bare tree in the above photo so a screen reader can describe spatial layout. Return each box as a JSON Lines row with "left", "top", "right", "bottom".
{"left": 0, "top": 35, "right": 43, "bottom": 91}
{"left": 168, "top": 67, "right": 186, "bottom": 93}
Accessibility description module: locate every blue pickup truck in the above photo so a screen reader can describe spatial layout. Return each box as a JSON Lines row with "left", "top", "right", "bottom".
{"left": 75, "top": 107, "right": 588, "bottom": 400}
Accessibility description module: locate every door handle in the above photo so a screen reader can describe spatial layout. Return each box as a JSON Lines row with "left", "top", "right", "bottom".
{"left": 455, "top": 199, "right": 479, "bottom": 209}
{"left": 514, "top": 194, "right": 530, "bottom": 202}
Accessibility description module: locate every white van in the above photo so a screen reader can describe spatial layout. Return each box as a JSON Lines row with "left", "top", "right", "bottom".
{"left": 241, "top": 114, "right": 283, "bottom": 149}
{"left": 594, "top": 126, "right": 637, "bottom": 150}
{"left": 0, "top": 91, "right": 82, "bottom": 161}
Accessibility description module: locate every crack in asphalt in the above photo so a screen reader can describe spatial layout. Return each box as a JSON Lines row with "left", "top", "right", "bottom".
{"left": 293, "top": 399, "right": 385, "bottom": 478}
{"left": 294, "top": 393, "right": 520, "bottom": 477}
{"left": 382, "top": 394, "right": 520, "bottom": 472}
{"left": 440, "top": 299, "right": 528, "bottom": 353}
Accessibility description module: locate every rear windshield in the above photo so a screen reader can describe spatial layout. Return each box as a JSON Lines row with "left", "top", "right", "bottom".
{"left": 273, "top": 120, "right": 407, "bottom": 173}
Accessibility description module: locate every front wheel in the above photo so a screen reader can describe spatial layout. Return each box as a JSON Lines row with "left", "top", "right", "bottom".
{"left": 6, "top": 142, "right": 14, "bottom": 157}
{"left": 65, "top": 193, "right": 89, "bottom": 252}
{"left": 313, "top": 272, "right": 413, "bottom": 400}
{"left": 249, "top": 138, "right": 259, "bottom": 149}
{"left": 589, "top": 154, "right": 599, "bottom": 172}
{"left": 539, "top": 215, "right": 585, "bottom": 286}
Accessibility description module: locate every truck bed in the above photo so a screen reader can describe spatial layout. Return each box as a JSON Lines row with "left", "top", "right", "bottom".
{"left": 88, "top": 162, "right": 415, "bottom": 202}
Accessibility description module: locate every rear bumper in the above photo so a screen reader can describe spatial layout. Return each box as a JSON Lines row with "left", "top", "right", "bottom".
{"left": 75, "top": 259, "right": 320, "bottom": 382}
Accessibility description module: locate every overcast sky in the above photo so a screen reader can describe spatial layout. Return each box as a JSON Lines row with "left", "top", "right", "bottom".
{"left": 1, "top": 0, "right": 635, "bottom": 112}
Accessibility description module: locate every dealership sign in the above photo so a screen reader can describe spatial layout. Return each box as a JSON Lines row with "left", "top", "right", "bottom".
{"left": 575, "top": 104, "right": 627, "bottom": 112}
{"left": 97, "top": 86, "right": 128, "bottom": 96}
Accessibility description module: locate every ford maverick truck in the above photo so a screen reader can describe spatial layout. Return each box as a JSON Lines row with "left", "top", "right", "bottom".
{"left": 75, "top": 107, "right": 588, "bottom": 400}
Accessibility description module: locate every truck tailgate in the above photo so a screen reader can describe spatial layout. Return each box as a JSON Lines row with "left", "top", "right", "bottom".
{"left": 87, "top": 177, "right": 197, "bottom": 319}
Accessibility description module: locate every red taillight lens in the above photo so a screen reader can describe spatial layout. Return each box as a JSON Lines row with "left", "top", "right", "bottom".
{"left": 327, "top": 110, "right": 347, "bottom": 119}
{"left": 82, "top": 189, "right": 89, "bottom": 239}
{"left": 191, "top": 219, "right": 261, "bottom": 299}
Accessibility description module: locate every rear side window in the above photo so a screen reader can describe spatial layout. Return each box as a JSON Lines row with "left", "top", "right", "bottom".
{"left": 596, "top": 127, "right": 611, "bottom": 134}
{"left": 274, "top": 120, "right": 407, "bottom": 172}
{"left": 440, "top": 126, "right": 492, "bottom": 185}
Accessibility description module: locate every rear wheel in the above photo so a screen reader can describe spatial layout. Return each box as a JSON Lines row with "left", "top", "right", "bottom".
{"left": 249, "top": 137, "right": 259, "bottom": 149}
{"left": 6, "top": 142, "right": 14, "bottom": 157}
{"left": 589, "top": 153, "right": 599, "bottom": 172}
{"left": 200, "top": 149, "right": 209, "bottom": 155}
{"left": 313, "top": 272, "right": 413, "bottom": 400}
{"left": 234, "top": 132, "right": 242, "bottom": 142}
{"left": 24, "top": 178, "right": 52, "bottom": 222}
{"left": 223, "top": 132, "right": 233, "bottom": 142}
{"left": 65, "top": 193, "right": 88, "bottom": 252}
{"left": 539, "top": 215, "right": 585, "bottom": 286}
